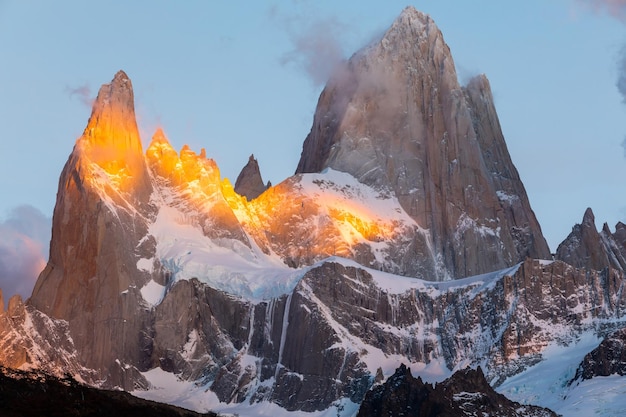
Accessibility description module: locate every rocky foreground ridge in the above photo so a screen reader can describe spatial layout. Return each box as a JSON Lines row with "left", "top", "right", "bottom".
{"left": 1, "top": 5, "right": 626, "bottom": 416}
{"left": 0, "top": 367, "right": 216, "bottom": 417}
{"left": 356, "top": 364, "right": 557, "bottom": 417}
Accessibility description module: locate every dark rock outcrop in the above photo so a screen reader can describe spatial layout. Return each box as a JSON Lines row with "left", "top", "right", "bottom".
{"left": 573, "top": 327, "right": 626, "bottom": 381}
{"left": 0, "top": 366, "right": 216, "bottom": 417}
{"left": 356, "top": 364, "right": 558, "bottom": 417}
{"left": 234, "top": 154, "right": 269, "bottom": 200}
{"left": 296, "top": 6, "right": 550, "bottom": 279}
{"left": 556, "top": 208, "right": 626, "bottom": 272}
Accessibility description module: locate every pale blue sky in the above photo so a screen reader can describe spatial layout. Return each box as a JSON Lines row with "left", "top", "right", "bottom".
{"left": 0, "top": 0, "right": 625, "bottom": 270}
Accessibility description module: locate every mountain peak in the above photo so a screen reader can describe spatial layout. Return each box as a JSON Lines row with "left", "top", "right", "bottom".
{"left": 583, "top": 207, "right": 596, "bottom": 226}
{"left": 296, "top": 7, "right": 549, "bottom": 278}
{"left": 82, "top": 69, "right": 138, "bottom": 146}
{"left": 113, "top": 69, "right": 130, "bottom": 82}
{"left": 74, "top": 70, "right": 151, "bottom": 197}
{"left": 234, "top": 154, "right": 268, "bottom": 201}
{"left": 376, "top": 5, "right": 441, "bottom": 58}
{"left": 151, "top": 127, "right": 169, "bottom": 144}
{"left": 391, "top": 6, "right": 432, "bottom": 32}
{"left": 555, "top": 207, "right": 621, "bottom": 271}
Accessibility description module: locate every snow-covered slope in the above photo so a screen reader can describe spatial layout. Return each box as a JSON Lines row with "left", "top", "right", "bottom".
{"left": 120, "top": 255, "right": 626, "bottom": 416}
{"left": 498, "top": 332, "right": 626, "bottom": 417}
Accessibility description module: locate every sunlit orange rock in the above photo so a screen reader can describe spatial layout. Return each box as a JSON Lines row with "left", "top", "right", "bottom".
{"left": 28, "top": 71, "right": 156, "bottom": 386}
{"left": 76, "top": 70, "right": 152, "bottom": 201}
{"left": 146, "top": 130, "right": 249, "bottom": 242}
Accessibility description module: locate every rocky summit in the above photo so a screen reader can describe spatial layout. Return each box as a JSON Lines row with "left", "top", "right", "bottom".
{"left": 296, "top": 7, "right": 550, "bottom": 280}
{"left": 556, "top": 207, "right": 626, "bottom": 272}
{"left": 234, "top": 154, "right": 270, "bottom": 201}
{"left": 0, "top": 5, "right": 625, "bottom": 417}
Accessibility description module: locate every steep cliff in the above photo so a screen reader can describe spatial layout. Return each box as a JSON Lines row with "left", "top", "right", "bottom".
{"left": 28, "top": 71, "right": 156, "bottom": 387}
{"left": 296, "top": 7, "right": 550, "bottom": 279}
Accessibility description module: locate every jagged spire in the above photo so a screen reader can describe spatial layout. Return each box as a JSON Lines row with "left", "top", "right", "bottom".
{"left": 73, "top": 70, "right": 151, "bottom": 198}
{"left": 234, "top": 154, "right": 268, "bottom": 201}
{"left": 582, "top": 207, "right": 596, "bottom": 227}
{"left": 81, "top": 70, "right": 141, "bottom": 154}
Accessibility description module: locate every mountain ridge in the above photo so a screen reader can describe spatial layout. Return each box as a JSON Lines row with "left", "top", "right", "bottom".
{"left": 0, "top": 6, "right": 624, "bottom": 417}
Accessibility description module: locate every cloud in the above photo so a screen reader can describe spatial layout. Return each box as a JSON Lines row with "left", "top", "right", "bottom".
{"left": 576, "top": 1, "right": 626, "bottom": 156}
{"left": 579, "top": 0, "right": 626, "bottom": 20}
{"left": 65, "top": 83, "right": 93, "bottom": 108}
{"left": 617, "top": 45, "right": 626, "bottom": 104}
{"left": 0, "top": 206, "right": 50, "bottom": 302}
{"left": 272, "top": 7, "right": 351, "bottom": 88}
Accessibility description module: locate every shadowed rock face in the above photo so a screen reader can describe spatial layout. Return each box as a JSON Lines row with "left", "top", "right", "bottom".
{"left": 185, "top": 258, "right": 626, "bottom": 411}
{"left": 574, "top": 327, "right": 626, "bottom": 381}
{"left": 356, "top": 364, "right": 558, "bottom": 417}
{"left": 556, "top": 208, "right": 626, "bottom": 272}
{"left": 234, "top": 154, "right": 269, "bottom": 201}
{"left": 296, "top": 6, "right": 550, "bottom": 279}
{"left": 0, "top": 366, "right": 217, "bottom": 417}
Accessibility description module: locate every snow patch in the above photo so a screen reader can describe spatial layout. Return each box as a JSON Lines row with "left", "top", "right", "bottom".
{"left": 497, "top": 331, "right": 608, "bottom": 415}
{"left": 134, "top": 367, "right": 360, "bottom": 417}
{"left": 496, "top": 190, "right": 519, "bottom": 205}
{"left": 454, "top": 213, "right": 500, "bottom": 241}
{"left": 136, "top": 257, "right": 154, "bottom": 273}
{"left": 329, "top": 257, "right": 520, "bottom": 298}
{"left": 560, "top": 375, "right": 626, "bottom": 417}
{"left": 181, "top": 329, "right": 199, "bottom": 361}
{"left": 140, "top": 280, "right": 166, "bottom": 306}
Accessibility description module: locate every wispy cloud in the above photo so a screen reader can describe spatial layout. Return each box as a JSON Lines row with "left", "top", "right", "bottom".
{"left": 576, "top": 0, "right": 626, "bottom": 158}
{"left": 0, "top": 206, "right": 50, "bottom": 301}
{"left": 617, "top": 45, "right": 626, "bottom": 105}
{"left": 579, "top": 0, "right": 626, "bottom": 20}
{"left": 271, "top": 5, "right": 351, "bottom": 88}
{"left": 65, "top": 83, "right": 93, "bottom": 108}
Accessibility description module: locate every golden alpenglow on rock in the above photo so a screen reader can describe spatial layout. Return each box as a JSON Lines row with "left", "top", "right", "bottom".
{"left": 1, "top": 7, "right": 626, "bottom": 417}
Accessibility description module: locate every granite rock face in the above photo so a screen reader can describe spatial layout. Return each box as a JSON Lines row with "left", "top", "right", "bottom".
{"left": 296, "top": 7, "right": 550, "bottom": 279}
{"left": 556, "top": 207, "right": 626, "bottom": 272}
{"left": 27, "top": 71, "right": 156, "bottom": 386}
{"left": 181, "top": 258, "right": 626, "bottom": 411}
{"left": 234, "top": 154, "right": 269, "bottom": 201}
